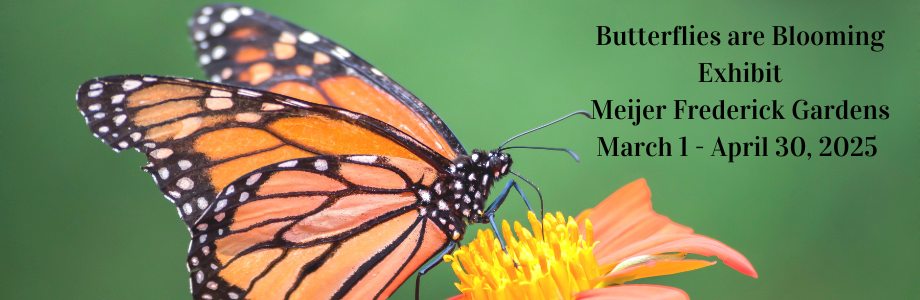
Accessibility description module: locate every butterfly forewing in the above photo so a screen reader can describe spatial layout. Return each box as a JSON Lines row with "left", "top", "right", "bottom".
{"left": 76, "top": 75, "right": 450, "bottom": 228}
{"left": 188, "top": 4, "right": 466, "bottom": 160}
{"left": 187, "top": 155, "right": 448, "bottom": 300}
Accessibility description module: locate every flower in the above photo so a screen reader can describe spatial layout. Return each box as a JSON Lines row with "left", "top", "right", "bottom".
{"left": 443, "top": 179, "right": 757, "bottom": 299}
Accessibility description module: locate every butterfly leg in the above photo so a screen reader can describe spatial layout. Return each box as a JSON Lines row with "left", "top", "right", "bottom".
{"left": 486, "top": 179, "right": 533, "bottom": 214}
{"left": 483, "top": 180, "right": 531, "bottom": 252}
{"left": 415, "top": 241, "right": 456, "bottom": 300}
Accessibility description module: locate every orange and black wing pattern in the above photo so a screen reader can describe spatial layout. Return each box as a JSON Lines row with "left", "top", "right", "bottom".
{"left": 188, "top": 4, "right": 465, "bottom": 160}
{"left": 187, "top": 155, "right": 449, "bottom": 300}
{"left": 75, "top": 75, "right": 451, "bottom": 228}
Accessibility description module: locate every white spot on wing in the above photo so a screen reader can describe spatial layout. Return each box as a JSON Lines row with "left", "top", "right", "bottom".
{"left": 178, "top": 177, "right": 195, "bottom": 190}
{"left": 349, "top": 155, "right": 377, "bottom": 163}
{"left": 215, "top": 199, "right": 227, "bottom": 211}
{"left": 240, "top": 6, "right": 253, "bottom": 16}
{"left": 279, "top": 31, "right": 297, "bottom": 44}
{"left": 87, "top": 89, "right": 102, "bottom": 97}
{"left": 314, "top": 159, "right": 328, "bottom": 171}
{"left": 210, "top": 89, "right": 232, "bottom": 97}
{"left": 113, "top": 114, "right": 127, "bottom": 126}
{"left": 197, "top": 15, "right": 209, "bottom": 24}
{"left": 210, "top": 22, "right": 225, "bottom": 36}
{"left": 246, "top": 173, "right": 261, "bottom": 185}
{"left": 88, "top": 104, "right": 101, "bottom": 111}
{"left": 221, "top": 8, "right": 240, "bottom": 23}
{"left": 205, "top": 97, "right": 233, "bottom": 110}
{"left": 239, "top": 192, "right": 249, "bottom": 202}
{"left": 194, "top": 31, "right": 206, "bottom": 41}
{"left": 183, "top": 203, "right": 193, "bottom": 215}
{"left": 331, "top": 46, "right": 351, "bottom": 59}
{"left": 111, "top": 94, "right": 125, "bottom": 104}
{"left": 197, "top": 197, "right": 208, "bottom": 209}
{"left": 199, "top": 54, "right": 211, "bottom": 65}
{"left": 201, "top": 7, "right": 213, "bottom": 15}
{"left": 122, "top": 80, "right": 142, "bottom": 91}
{"left": 211, "top": 46, "right": 226, "bottom": 59}
{"left": 178, "top": 160, "right": 192, "bottom": 170}
{"left": 261, "top": 103, "right": 284, "bottom": 111}
{"left": 299, "top": 31, "right": 320, "bottom": 44}
{"left": 278, "top": 160, "right": 298, "bottom": 168}
{"left": 158, "top": 168, "right": 169, "bottom": 179}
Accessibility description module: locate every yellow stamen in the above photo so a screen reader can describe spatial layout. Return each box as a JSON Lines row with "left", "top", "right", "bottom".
{"left": 443, "top": 211, "right": 601, "bottom": 300}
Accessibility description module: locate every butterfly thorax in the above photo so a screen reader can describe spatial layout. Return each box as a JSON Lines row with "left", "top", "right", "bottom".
{"left": 423, "top": 149, "right": 512, "bottom": 240}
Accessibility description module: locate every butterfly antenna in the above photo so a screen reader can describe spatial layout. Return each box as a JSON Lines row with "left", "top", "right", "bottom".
{"left": 498, "top": 110, "right": 591, "bottom": 149}
{"left": 509, "top": 170, "right": 546, "bottom": 240}
{"left": 500, "top": 146, "right": 580, "bottom": 162}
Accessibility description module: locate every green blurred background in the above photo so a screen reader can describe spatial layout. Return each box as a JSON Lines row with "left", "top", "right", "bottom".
{"left": 1, "top": 0, "right": 917, "bottom": 299}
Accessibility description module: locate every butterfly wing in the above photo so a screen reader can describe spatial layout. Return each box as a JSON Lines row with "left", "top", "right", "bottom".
{"left": 188, "top": 155, "right": 448, "bottom": 300}
{"left": 76, "top": 75, "right": 452, "bottom": 228}
{"left": 188, "top": 4, "right": 465, "bottom": 160}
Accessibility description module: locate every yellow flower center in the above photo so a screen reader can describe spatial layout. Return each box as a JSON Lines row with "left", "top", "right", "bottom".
{"left": 443, "top": 211, "right": 600, "bottom": 300}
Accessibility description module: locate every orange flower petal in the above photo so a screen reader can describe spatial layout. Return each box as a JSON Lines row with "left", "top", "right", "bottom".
{"left": 579, "top": 179, "right": 757, "bottom": 278}
{"left": 592, "top": 259, "right": 716, "bottom": 286}
{"left": 575, "top": 284, "right": 689, "bottom": 300}
{"left": 579, "top": 179, "right": 692, "bottom": 257}
{"left": 600, "top": 234, "right": 758, "bottom": 278}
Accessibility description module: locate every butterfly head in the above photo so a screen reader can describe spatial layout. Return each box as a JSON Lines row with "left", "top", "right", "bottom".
{"left": 475, "top": 148, "right": 513, "bottom": 178}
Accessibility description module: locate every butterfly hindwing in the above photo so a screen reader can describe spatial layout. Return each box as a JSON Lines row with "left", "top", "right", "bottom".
{"left": 76, "top": 75, "right": 452, "bottom": 228}
{"left": 188, "top": 4, "right": 466, "bottom": 160}
{"left": 186, "top": 155, "right": 449, "bottom": 300}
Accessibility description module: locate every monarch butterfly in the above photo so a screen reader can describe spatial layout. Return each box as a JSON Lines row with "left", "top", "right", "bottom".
{"left": 76, "top": 4, "right": 586, "bottom": 300}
